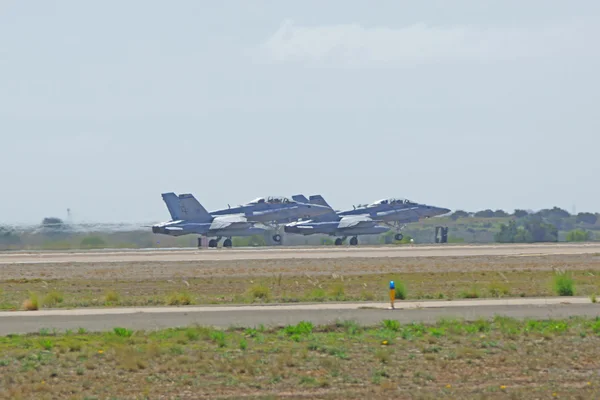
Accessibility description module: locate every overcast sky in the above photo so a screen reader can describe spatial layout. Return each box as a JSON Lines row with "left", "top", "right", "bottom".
{"left": 2, "top": 0, "right": 599, "bottom": 225}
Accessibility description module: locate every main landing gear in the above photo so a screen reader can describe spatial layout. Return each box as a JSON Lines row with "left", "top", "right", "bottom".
{"left": 199, "top": 236, "right": 233, "bottom": 248}
{"left": 334, "top": 236, "right": 359, "bottom": 246}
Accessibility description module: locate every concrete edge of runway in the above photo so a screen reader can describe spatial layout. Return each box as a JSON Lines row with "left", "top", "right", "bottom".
{"left": 0, "top": 296, "right": 593, "bottom": 318}
{"left": 1, "top": 296, "right": 599, "bottom": 336}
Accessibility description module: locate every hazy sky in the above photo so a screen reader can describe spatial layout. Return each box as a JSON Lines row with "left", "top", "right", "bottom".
{"left": 2, "top": 1, "right": 599, "bottom": 225}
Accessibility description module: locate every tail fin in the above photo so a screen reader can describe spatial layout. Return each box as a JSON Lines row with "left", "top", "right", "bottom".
{"left": 309, "top": 195, "right": 332, "bottom": 208}
{"left": 308, "top": 195, "right": 339, "bottom": 222}
{"left": 177, "top": 194, "right": 213, "bottom": 221}
{"left": 161, "top": 192, "right": 182, "bottom": 220}
{"left": 292, "top": 194, "right": 310, "bottom": 203}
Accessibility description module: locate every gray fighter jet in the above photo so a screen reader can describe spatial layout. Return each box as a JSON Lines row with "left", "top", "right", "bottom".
{"left": 152, "top": 193, "right": 269, "bottom": 248}
{"left": 337, "top": 197, "right": 451, "bottom": 240}
{"left": 210, "top": 195, "right": 331, "bottom": 243}
{"left": 284, "top": 195, "right": 390, "bottom": 246}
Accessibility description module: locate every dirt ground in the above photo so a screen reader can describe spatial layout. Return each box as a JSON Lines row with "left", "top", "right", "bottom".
{"left": 1, "top": 254, "right": 600, "bottom": 310}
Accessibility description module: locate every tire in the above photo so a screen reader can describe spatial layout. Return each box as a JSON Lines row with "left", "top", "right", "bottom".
{"left": 394, "top": 233, "right": 403, "bottom": 241}
{"left": 208, "top": 239, "right": 218, "bottom": 248}
{"left": 223, "top": 239, "right": 232, "bottom": 248}
{"left": 349, "top": 237, "right": 358, "bottom": 246}
{"left": 334, "top": 238, "right": 343, "bottom": 246}
{"left": 272, "top": 234, "right": 282, "bottom": 243}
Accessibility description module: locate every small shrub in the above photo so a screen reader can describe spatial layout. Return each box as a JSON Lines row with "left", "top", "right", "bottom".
{"left": 167, "top": 292, "right": 193, "bottom": 306}
{"left": 360, "top": 290, "right": 375, "bottom": 301}
{"left": 209, "top": 330, "right": 226, "bottom": 348}
{"left": 488, "top": 282, "right": 510, "bottom": 298}
{"left": 307, "top": 288, "right": 326, "bottom": 302}
{"left": 43, "top": 291, "right": 64, "bottom": 307}
{"left": 460, "top": 286, "right": 480, "bottom": 299}
{"left": 239, "top": 339, "right": 248, "bottom": 351}
{"left": 329, "top": 283, "right": 345, "bottom": 300}
{"left": 554, "top": 272, "right": 575, "bottom": 296}
{"left": 185, "top": 329, "right": 199, "bottom": 341}
{"left": 113, "top": 327, "right": 133, "bottom": 338}
{"left": 248, "top": 284, "right": 271, "bottom": 301}
{"left": 591, "top": 294, "right": 597, "bottom": 303}
{"left": 382, "top": 319, "right": 400, "bottom": 332}
{"left": 22, "top": 292, "right": 40, "bottom": 311}
{"left": 105, "top": 290, "right": 120, "bottom": 304}
{"left": 394, "top": 281, "right": 407, "bottom": 300}
{"left": 284, "top": 321, "right": 314, "bottom": 336}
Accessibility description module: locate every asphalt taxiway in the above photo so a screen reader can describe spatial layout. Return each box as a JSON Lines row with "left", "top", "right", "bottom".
{"left": 1, "top": 297, "right": 597, "bottom": 335}
{"left": 1, "top": 243, "right": 600, "bottom": 264}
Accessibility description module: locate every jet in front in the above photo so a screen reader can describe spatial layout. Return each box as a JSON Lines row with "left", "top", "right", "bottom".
{"left": 284, "top": 195, "right": 390, "bottom": 245}
{"left": 337, "top": 197, "right": 451, "bottom": 240}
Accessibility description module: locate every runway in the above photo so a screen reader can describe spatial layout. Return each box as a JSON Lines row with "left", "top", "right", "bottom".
{"left": 1, "top": 297, "right": 598, "bottom": 335}
{"left": 2, "top": 242, "right": 600, "bottom": 264}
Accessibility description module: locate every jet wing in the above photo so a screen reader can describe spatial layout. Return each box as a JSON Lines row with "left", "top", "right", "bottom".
{"left": 209, "top": 214, "right": 250, "bottom": 230}
{"left": 338, "top": 215, "right": 378, "bottom": 229}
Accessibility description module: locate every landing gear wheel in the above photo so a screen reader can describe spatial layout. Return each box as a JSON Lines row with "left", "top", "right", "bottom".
{"left": 394, "top": 233, "right": 404, "bottom": 241}
{"left": 272, "top": 234, "right": 282, "bottom": 243}
{"left": 349, "top": 237, "right": 358, "bottom": 246}
{"left": 208, "top": 239, "right": 218, "bottom": 248}
{"left": 223, "top": 239, "right": 232, "bottom": 248}
{"left": 334, "top": 238, "right": 343, "bottom": 246}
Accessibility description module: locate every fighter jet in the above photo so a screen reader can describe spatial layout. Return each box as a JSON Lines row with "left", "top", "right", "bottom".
{"left": 151, "top": 193, "right": 269, "bottom": 248}
{"left": 337, "top": 198, "right": 451, "bottom": 240}
{"left": 284, "top": 195, "right": 390, "bottom": 245}
{"left": 209, "top": 195, "right": 331, "bottom": 243}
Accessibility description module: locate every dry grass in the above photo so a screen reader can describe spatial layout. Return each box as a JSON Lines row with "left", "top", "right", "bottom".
{"left": 1, "top": 254, "right": 600, "bottom": 310}
{"left": 1, "top": 318, "right": 600, "bottom": 399}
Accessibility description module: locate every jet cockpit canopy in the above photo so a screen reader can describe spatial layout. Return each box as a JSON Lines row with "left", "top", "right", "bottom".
{"left": 248, "top": 196, "right": 294, "bottom": 205}
{"left": 369, "top": 198, "right": 417, "bottom": 206}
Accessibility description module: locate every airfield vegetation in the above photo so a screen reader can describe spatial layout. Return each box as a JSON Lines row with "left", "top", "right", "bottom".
{"left": 1, "top": 254, "right": 600, "bottom": 310}
{"left": 1, "top": 317, "right": 600, "bottom": 399}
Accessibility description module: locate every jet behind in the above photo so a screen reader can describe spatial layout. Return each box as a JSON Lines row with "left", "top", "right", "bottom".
{"left": 284, "top": 195, "right": 390, "bottom": 245}
{"left": 210, "top": 195, "right": 331, "bottom": 243}
{"left": 152, "top": 193, "right": 268, "bottom": 248}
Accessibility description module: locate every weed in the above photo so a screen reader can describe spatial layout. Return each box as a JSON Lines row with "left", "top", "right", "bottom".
{"left": 592, "top": 294, "right": 597, "bottom": 303}
{"left": 39, "top": 339, "right": 53, "bottom": 350}
{"left": 554, "top": 271, "right": 575, "bottom": 296}
{"left": 104, "top": 290, "right": 120, "bottom": 304}
{"left": 382, "top": 319, "right": 400, "bottom": 332}
{"left": 22, "top": 292, "right": 40, "bottom": 311}
{"left": 185, "top": 329, "right": 199, "bottom": 341}
{"left": 209, "top": 330, "right": 226, "bottom": 347}
{"left": 488, "top": 281, "right": 510, "bottom": 298}
{"left": 306, "top": 288, "right": 326, "bottom": 302}
{"left": 361, "top": 290, "right": 375, "bottom": 301}
{"left": 113, "top": 327, "right": 133, "bottom": 338}
{"left": 394, "top": 281, "right": 407, "bottom": 300}
{"left": 460, "top": 286, "right": 480, "bottom": 299}
{"left": 167, "top": 291, "right": 193, "bottom": 305}
{"left": 329, "top": 283, "right": 345, "bottom": 300}
{"left": 283, "top": 321, "right": 314, "bottom": 336}
{"left": 239, "top": 339, "right": 248, "bottom": 350}
{"left": 248, "top": 284, "right": 271, "bottom": 301}
{"left": 43, "top": 291, "right": 64, "bottom": 307}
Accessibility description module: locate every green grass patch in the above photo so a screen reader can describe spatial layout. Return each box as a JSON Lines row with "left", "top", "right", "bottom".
{"left": 554, "top": 271, "right": 575, "bottom": 296}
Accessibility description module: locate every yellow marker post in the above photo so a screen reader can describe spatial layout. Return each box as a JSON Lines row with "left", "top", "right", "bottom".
{"left": 389, "top": 280, "right": 395, "bottom": 309}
